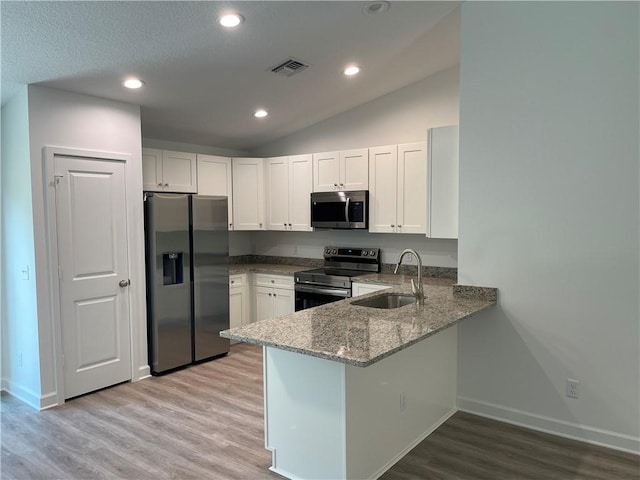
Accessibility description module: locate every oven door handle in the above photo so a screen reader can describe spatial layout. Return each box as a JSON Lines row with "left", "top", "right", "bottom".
{"left": 295, "top": 284, "right": 351, "bottom": 298}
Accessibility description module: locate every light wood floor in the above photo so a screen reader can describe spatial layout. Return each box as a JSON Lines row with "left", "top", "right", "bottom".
{"left": 2, "top": 343, "right": 638, "bottom": 480}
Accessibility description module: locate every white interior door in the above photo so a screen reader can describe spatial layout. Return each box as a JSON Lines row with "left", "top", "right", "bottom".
{"left": 54, "top": 155, "right": 132, "bottom": 399}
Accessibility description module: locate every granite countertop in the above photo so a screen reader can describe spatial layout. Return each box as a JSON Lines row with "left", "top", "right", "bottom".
{"left": 229, "top": 264, "right": 304, "bottom": 276}
{"left": 221, "top": 277, "right": 497, "bottom": 367}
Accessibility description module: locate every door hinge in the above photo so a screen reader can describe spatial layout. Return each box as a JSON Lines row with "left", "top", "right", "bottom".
{"left": 61, "top": 355, "right": 65, "bottom": 367}
{"left": 58, "top": 266, "right": 63, "bottom": 280}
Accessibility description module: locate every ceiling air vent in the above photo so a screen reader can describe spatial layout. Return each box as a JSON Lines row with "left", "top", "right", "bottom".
{"left": 270, "top": 58, "right": 310, "bottom": 77}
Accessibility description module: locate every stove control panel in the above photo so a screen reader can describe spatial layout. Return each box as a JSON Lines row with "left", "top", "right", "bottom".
{"left": 323, "top": 246, "right": 380, "bottom": 261}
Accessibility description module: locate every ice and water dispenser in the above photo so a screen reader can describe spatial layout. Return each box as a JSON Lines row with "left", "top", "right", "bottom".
{"left": 163, "top": 252, "right": 184, "bottom": 285}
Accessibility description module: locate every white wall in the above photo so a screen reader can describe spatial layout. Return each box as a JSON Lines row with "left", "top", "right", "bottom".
{"left": 252, "top": 66, "right": 460, "bottom": 157}
{"left": 251, "top": 231, "right": 456, "bottom": 268}
{"left": 249, "top": 66, "right": 461, "bottom": 267}
{"left": 27, "top": 85, "right": 146, "bottom": 407}
{"left": 1, "top": 86, "right": 42, "bottom": 408}
{"left": 457, "top": 2, "right": 639, "bottom": 453}
{"left": 142, "top": 137, "right": 248, "bottom": 157}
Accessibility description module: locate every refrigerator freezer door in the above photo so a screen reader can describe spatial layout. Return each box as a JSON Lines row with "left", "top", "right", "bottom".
{"left": 191, "top": 195, "right": 230, "bottom": 360}
{"left": 145, "top": 193, "right": 192, "bottom": 373}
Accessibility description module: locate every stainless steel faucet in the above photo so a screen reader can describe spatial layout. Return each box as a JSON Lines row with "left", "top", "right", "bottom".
{"left": 394, "top": 249, "right": 425, "bottom": 305}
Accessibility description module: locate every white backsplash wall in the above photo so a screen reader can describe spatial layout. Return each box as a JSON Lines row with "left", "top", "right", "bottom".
{"left": 248, "top": 231, "right": 457, "bottom": 268}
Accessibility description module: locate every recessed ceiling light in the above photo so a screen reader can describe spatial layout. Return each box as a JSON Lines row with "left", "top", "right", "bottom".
{"left": 363, "top": 1, "right": 390, "bottom": 15}
{"left": 254, "top": 109, "right": 268, "bottom": 118}
{"left": 122, "top": 78, "right": 144, "bottom": 89}
{"left": 219, "top": 13, "right": 244, "bottom": 28}
{"left": 343, "top": 66, "right": 361, "bottom": 76}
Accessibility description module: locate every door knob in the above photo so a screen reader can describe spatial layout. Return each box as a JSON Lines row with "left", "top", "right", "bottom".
{"left": 119, "top": 279, "right": 131, "bottom": 288}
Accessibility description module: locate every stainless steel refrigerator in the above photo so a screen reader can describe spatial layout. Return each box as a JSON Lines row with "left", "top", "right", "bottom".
{"left": 144, "top": 193, "right": 230, "bottom": 375}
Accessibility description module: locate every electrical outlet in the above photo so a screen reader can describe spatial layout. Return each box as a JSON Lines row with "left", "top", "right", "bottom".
{"left": 566, "top": 379, "right": 579, "bottom": 399}
{"left": 400, "top": 392, "right": 407, "bottom": 412}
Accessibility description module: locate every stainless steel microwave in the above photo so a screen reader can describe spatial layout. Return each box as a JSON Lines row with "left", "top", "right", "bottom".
{"left": 310, "top": 190, "right": 369, "bottom": 229}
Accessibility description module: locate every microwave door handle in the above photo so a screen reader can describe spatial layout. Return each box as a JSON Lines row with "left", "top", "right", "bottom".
{"left": 345, "top": 197, "right": 350, "bottom": 224}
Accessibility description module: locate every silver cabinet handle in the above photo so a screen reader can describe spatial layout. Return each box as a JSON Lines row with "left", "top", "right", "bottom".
{"left": 268, "top": 293, "right": 272, "bottom": 296}
{"left": 157, "top": 183, "right": 162, "bottom": 187}
{"left": 398, "top": 225, "right": 402, "bottom": 228}
{"left": 119, "top": 279, "right": 131, "bottom": 288}
{"left": 391, "top": 224, "right": 395, "bottom": 228}
{"left": 271, "top": 280, "right": 275, "bottom": 283}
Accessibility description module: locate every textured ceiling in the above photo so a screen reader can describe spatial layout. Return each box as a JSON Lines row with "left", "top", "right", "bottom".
{"left": 1, "top": 1, "right": 460, "bottom": 151}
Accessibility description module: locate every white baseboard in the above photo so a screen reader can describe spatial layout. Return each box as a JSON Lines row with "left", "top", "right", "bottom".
{"left": 40, "top": 391, "right": 59, "bottom": 410}
{"left": 136, "top": 365, "right": 151, "bottom": 381}
{"left": 2, "top": 380, "right": 41, "bottom": 410}
{"left": 457, "top": 396, "right": 640, "bottom": 455}
{"left": 371, "top": 407, "right": 458, "bottom": 480}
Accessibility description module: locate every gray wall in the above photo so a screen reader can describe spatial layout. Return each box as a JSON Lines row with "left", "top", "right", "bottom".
{"left": 457, "top": 2, "right": 639, "bottom": 452}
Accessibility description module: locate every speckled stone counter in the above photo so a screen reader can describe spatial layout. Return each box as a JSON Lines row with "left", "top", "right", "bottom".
{"left": 221, "top": 281, "right": 497, "bottom": 367}
{"left": 229, "top": 263, "right": 303, "bottom": 276}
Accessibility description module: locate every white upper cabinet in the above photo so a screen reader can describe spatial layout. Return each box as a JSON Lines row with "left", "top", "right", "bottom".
{"left": 197, "top": 154, "right": 233, "bottom": 229}
{"left": 266, "top": 154, "right": 313, "bottom": 231}
{"left": 232, "top": 158, "right": 265, "bottom": 230}
{"left": 369, "top": 143, "right": 427, "bottom": 234}
{"left": 313, "top": 148, "right": 368, "bottom": 192}
{"left": 265, "top": 156, "right": 290, "bottom": 231}
{"left": 142, "top": 148, "right": 197, "bottom": 193}
{"left": 397, "top": 142, "right": 428, "bottom": 234}
{"left": 368, "top": 145, "right": 398, "bottom": 233}
{"left": 427, "top": 125, "right": 459, "bottom": 239}
{"left": 340, "top": 148, "right": 369, "bottom": 191}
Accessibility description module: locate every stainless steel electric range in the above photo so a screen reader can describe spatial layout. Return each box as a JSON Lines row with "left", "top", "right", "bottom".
{"left": 294, "top": 246, "right": 381, "bottom": 311}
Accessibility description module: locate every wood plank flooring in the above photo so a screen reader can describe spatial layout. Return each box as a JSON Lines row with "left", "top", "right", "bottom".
{"left": 2, "top": 343, "right": 638, "bottom": 480}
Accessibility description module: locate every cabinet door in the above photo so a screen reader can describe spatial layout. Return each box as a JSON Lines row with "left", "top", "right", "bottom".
{"left": 197, "top": 155, "right": 233, "bottom": 229}
{"left": 340, "top": 148, "right": 369, "bottom": 190}
{"left": 255, "top": 286, "right": 273, "bottom": 322}
{"left": 229, "top": 288, "right": 244, "bottom": 329}
{"left": 272, "top": 287, "right": 294, "bottom": 318}
{"left": 265, "top": 156, "right": 290, "bottom": 231}
{"left": 232, "top": 158, "right": 265, "bottom": 230}
{"left": 142, "top": 148, "right": 163, "bottom": 191}
{"left": 398, "top": 142, "right": 427, "bottom": 234}
{"left": 288, "top": 154, "right": 313, "bottom": 231}
{"left": 368, "top": 146, "right": 398, "bottom": 233}
{"left": 162, "top": 150, "right": 197, "bottom": 193}
{"left": 352, "top": 283, "right": 390, "bottom": 297}
{"left": 313, "top": 151, "right": 340, "bottom": 192}
{"left": 427, "top": 126, "right": 459, "bottom": 239}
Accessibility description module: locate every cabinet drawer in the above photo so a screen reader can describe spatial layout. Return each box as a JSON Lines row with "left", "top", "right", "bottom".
{"left": 230, "top": 274, "right": 246, "bottom": 288}
{"left": 254, "top": 273, "right": 294, "bottom": 289}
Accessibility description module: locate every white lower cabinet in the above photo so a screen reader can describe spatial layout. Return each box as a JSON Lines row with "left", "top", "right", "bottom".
{"left": 352, "top": 282, "right": 391, "bottom": 297}
{"left": 254, "top": 274, "right": 294, "bottom": 322}
{"left": 229, "top": 274, "right": 250, "bottom": 344}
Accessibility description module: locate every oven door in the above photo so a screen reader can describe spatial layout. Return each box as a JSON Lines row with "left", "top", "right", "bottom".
{"left": 294, "top": 284, "right": 351, "bottom": 311}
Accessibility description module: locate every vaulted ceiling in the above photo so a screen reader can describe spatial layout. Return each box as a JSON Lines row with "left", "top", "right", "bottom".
{"left": 1, "top": 1, "right": 460, "bottom": 150}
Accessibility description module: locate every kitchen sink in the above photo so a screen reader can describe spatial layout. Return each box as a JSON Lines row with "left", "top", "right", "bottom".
{"left": 351, "top": 293, "right": 416, "bottom": 309}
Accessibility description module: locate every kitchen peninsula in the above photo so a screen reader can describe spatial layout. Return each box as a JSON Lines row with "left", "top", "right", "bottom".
{"left": 222, "top": 279, "right": 497, "bottom": 480}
